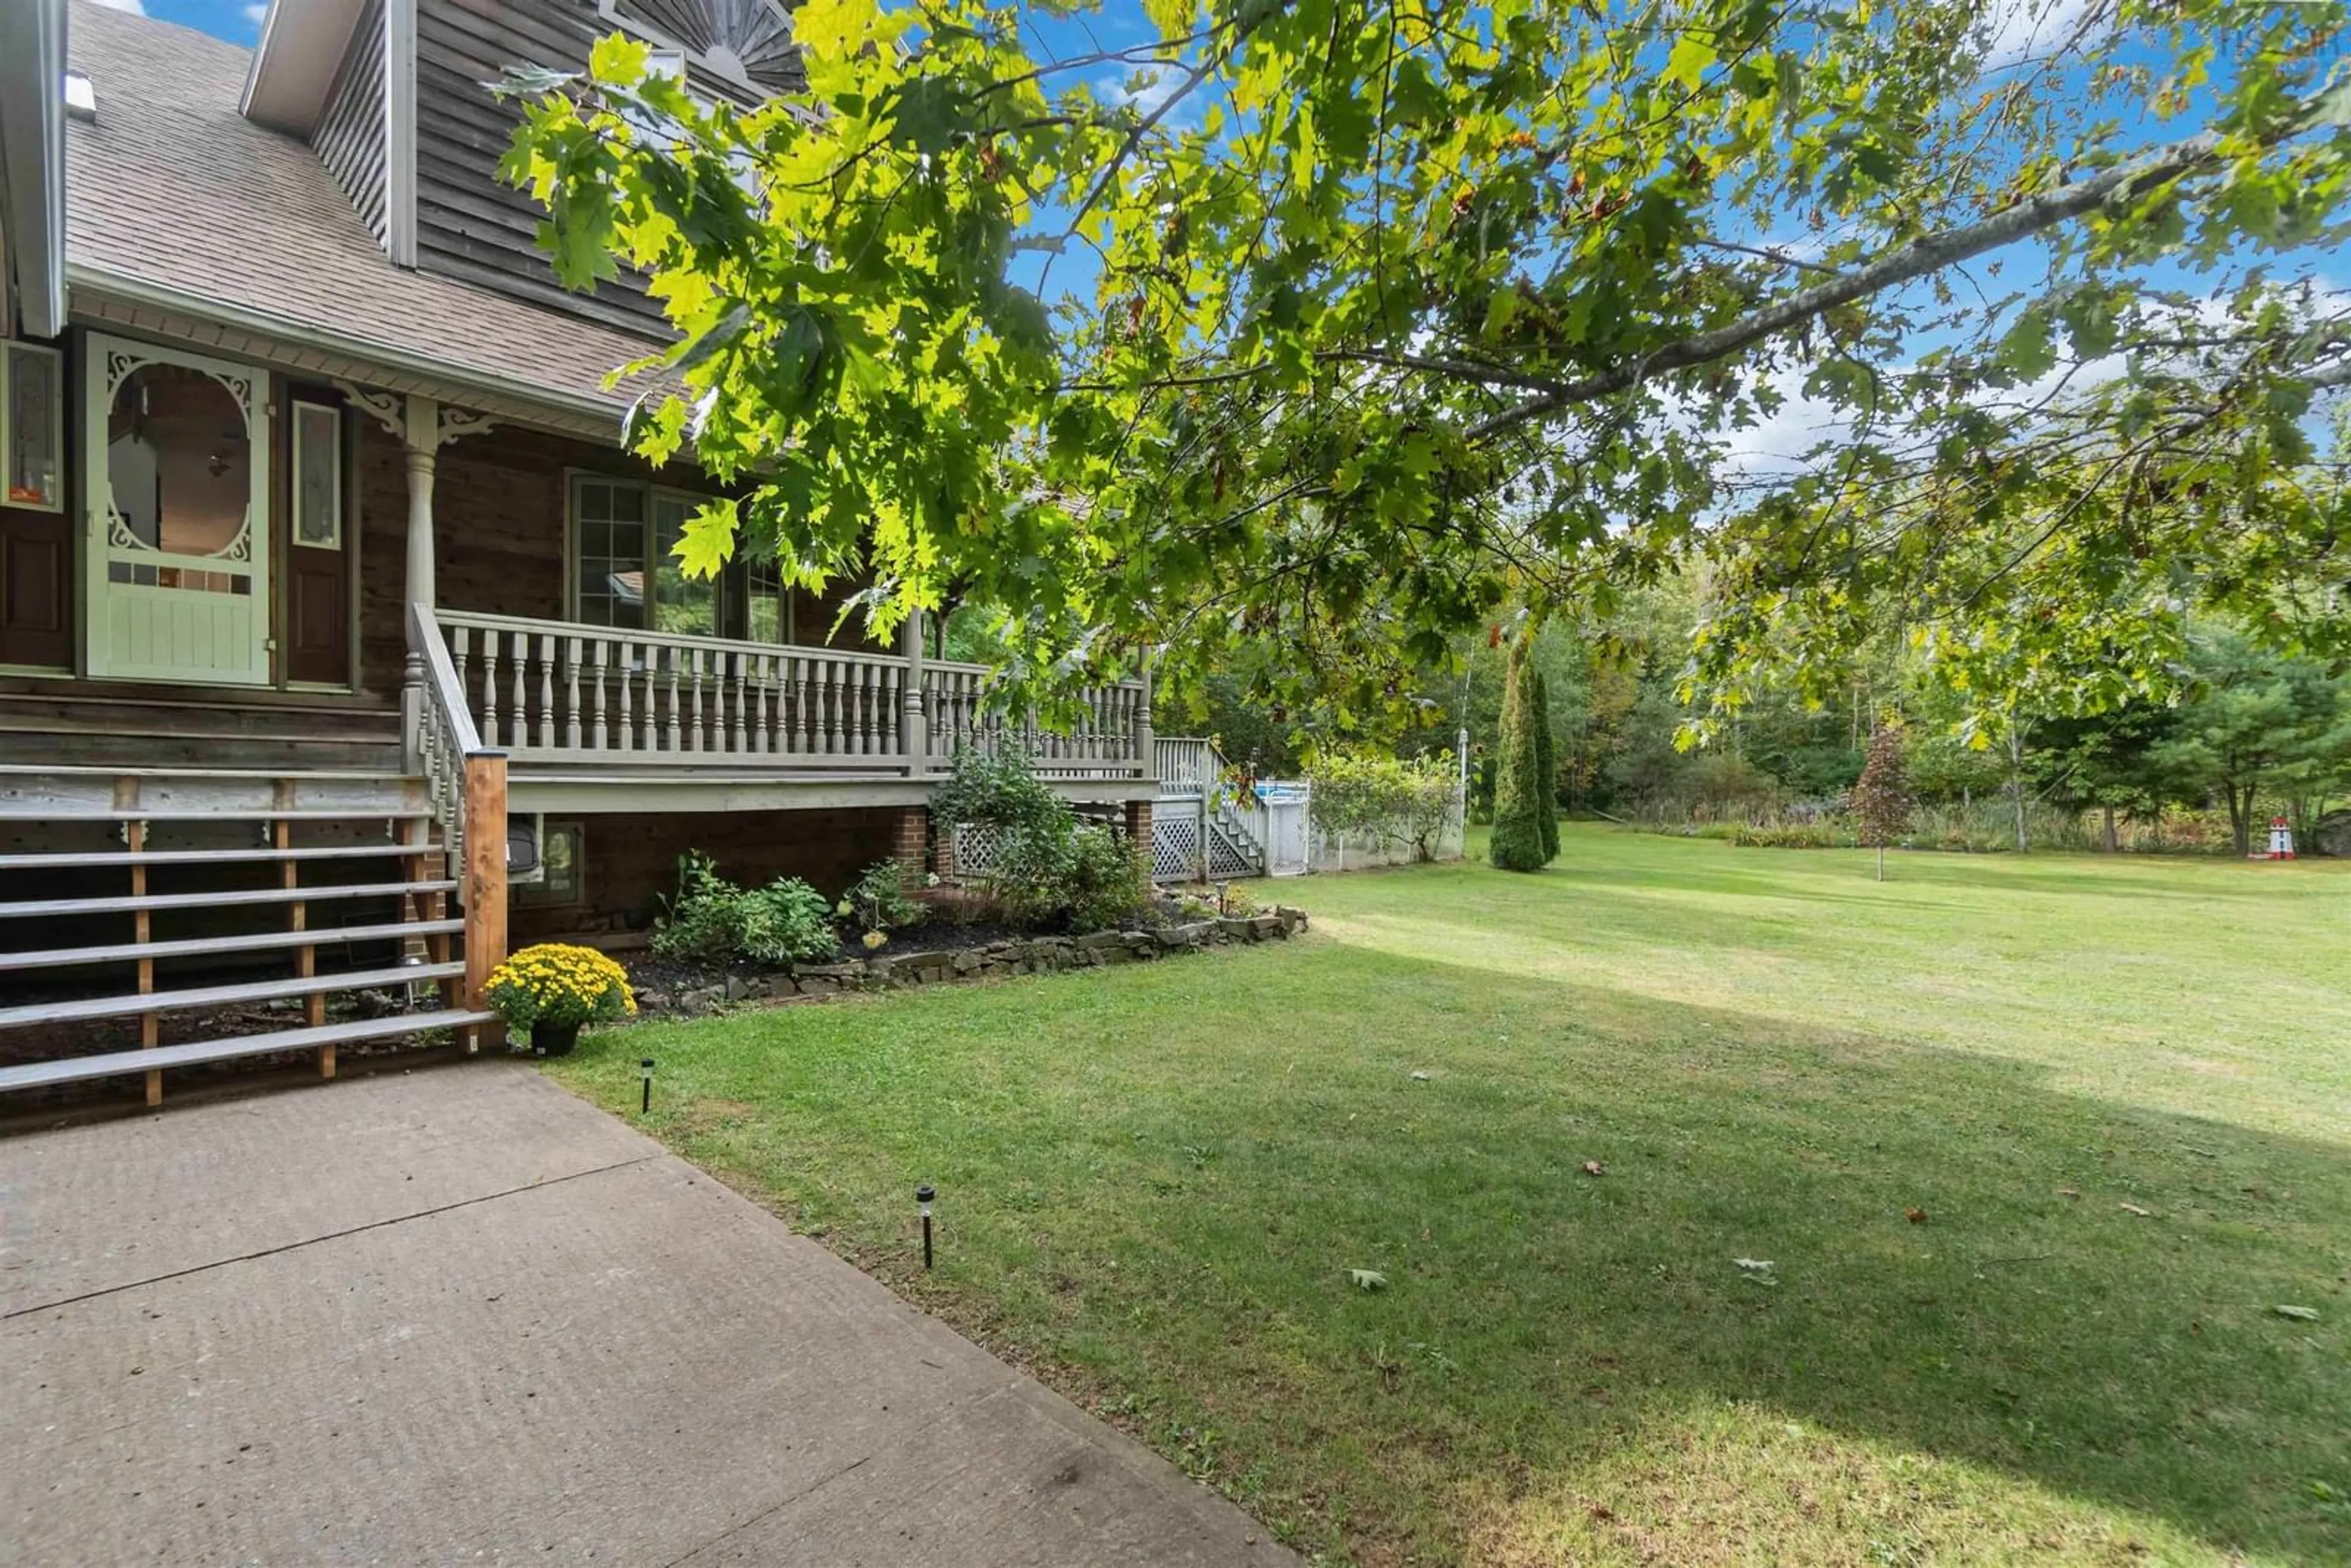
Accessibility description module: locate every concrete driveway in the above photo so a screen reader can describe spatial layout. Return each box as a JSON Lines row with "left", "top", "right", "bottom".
{"left": 0, "top": 1063, "right": 1292, "bottom": 1566}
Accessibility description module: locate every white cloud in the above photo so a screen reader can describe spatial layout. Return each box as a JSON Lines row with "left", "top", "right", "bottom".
{"left": 1979, "top": 0, "right": 2097, "bottom": 70}
{"left": 1096, "top": 67, "right": 1188, "bottom": 122}
{"left": 88, "top": 0, "right": 146, "bottom": 12}
{"left": 244, "top": 3, "right": 270, "bottom": 24}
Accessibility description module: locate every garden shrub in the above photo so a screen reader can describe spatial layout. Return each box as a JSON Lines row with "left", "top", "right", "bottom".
{"left": 653, "top": 851, "right": 837, "bottom": 964}
{"left": 934, "top": 749, "right": 1153, "bottom": 931}
{"left": 1729, "top": 822, "right": 1852, "bottom": 849}
{"left": 1307, "top": 748, "right": 1460, "bottom": 861}
{"left": 1061, "top": 823, "right": 1155, "bottom": 932}
{"left": 930, "top": 747, "right": 1065, "bottom": 838}
{"left": 840, "top": 859, "right": 926, "bottom": 945}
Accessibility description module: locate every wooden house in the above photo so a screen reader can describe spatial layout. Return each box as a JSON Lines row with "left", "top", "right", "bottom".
{"left": 0, "top": 0, "right": 1155, "bottom": 1103}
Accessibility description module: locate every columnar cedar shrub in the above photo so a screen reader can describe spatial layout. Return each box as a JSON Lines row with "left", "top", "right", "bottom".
{"left": 1851, "top": 721, "right": 1915, "bottom": 880}
{"left": 1532, "top": 670, "right": 1560, "bottom": 862}
{"left": 1490, "top": 641, "right": 1548, "bottom": 872}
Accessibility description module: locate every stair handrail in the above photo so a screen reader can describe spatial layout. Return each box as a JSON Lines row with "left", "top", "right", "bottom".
{"left": 410, "top": 603, "right": 510, "bottom": 1047}
{"left": 410, "top": 603, "right": 485, "bottom": 853}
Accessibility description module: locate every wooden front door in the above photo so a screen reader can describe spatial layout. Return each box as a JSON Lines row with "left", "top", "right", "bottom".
{"left": 0, "top": 511, "right": 71, "bottom": 668}
{"left": 283, "top": 397, "right": 350, "bottom": 686}
{"left": 83, "top": 336, "right": 272, "bottom": 685}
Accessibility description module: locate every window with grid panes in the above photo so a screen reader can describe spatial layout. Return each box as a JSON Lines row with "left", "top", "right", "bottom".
{"left": 571, "top": 477, "right": 648, "bottom": 629}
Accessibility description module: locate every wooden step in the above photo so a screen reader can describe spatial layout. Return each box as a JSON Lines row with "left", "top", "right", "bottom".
{"left": 0, "top": 808, "right": 431, "bottom": 823}
{"left": 0, "top": 677, "right": 393, "bottom": 715}
{"left": 0, "top": 1009, "right": 496, "bottom": 1093}
{"left": 0, "top": 764, "right": 410, "bottom": 782}
{"left": 0, "top": 731, "right": 407, "bottom": 772}
{"left": 0, "top": 962, "right": 467, "bottom": 1029}
{"left": 2, "top": 918, "right": 462, "bottom": 972}
{"left": 0, "top": 844, "right": 434, "bottom": 871}
{"left": 0, "top": 880, "right": 456, "bottom": 920}
{"left": 0, "top": 689, "right": 397, "bottom": 733}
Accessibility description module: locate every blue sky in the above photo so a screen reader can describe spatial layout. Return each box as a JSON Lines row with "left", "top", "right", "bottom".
{"left": 143, "top": 0, "right": 2339, "bottom": 469}
{"left": 119, "top": 0, "right": 1155, "bottom": 52}
{"left": 97, "top": 0, "right": 269, "bottom": 44}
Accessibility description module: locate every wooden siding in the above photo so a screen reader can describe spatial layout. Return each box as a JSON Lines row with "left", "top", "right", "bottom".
{"left": 413, "top": 0, "right": 666, "bottom": 336}
{"left": 313, "top": 0, "right": 389, "bottom": 249}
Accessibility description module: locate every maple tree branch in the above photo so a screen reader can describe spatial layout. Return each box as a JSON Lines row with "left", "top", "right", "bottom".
{"left": 1465, "top": 127, "right": 2244, "bottom": 442}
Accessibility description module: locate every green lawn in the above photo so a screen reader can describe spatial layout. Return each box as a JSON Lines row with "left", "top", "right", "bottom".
{"left": 547, "top": 826, "right": 2351, "bottom": 1566}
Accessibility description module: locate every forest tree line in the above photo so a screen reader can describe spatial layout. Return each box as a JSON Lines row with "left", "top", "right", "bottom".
{"left": 1163, "top": 581, "right": 2351, "bottom": 859}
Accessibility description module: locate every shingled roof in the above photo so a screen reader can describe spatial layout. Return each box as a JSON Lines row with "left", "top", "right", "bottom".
{"left": 63, "top": 0, "right": 664, "bottom": 429}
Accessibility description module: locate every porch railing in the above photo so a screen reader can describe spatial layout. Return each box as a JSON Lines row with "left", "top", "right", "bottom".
{"left": 429, "top": 609, "right": 1150, "bottom": 778}
{"left": 1153, "top": 737, "right": 1217, "bottom": 796}
{"left": 923, "top": 662, "right": 1147, "bottom": 776}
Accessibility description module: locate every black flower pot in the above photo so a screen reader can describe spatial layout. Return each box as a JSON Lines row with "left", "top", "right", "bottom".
{"left": 530, "top": 1021, "right": 582, "bottom": 1057}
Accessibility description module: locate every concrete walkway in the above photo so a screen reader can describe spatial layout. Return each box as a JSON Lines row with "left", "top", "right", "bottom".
{"left": 0, "top": 1064, "right": 1292, "bottom": 1566}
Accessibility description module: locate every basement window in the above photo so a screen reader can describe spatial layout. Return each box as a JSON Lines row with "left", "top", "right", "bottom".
{"left": 516, "top": 820, "right": 585, "bottom": 907}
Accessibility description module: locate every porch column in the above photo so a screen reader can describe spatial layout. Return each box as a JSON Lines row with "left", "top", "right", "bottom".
{"left": 1132, "top": 652, "right": 1155, "bottom": 779}
{"left": 339, "top": 386, "right": 487, "bottom": 763}
{"left": 403, "top": 394, "right": 440, "bottom": 615}
{"left": 397, "top": 396, "right": 441, "bottom": 765}
{"left": 899, "top": 608, "right": 927, "bottom": 775}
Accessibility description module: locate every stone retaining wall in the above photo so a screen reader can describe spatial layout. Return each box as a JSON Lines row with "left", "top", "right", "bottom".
{"left": 643, "top": 907, "right": 1311, "bottom": 1014}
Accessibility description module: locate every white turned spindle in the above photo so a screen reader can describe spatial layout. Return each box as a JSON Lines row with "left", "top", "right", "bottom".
{"left": 481, "top": 631, "right": 503, "bottom": 747}
{"left": 565, "top": 637, "right": 583, "bottom": 750}
{"left": 824, "top": 660, "right": 842, "bottom": 754}
{"left": 509, "top": 632, "right": 528, "bottom": 751}
{"left": 618, "top": 640, "right": 637, "bottom": 752}
{"left": 536, "top": 633, "right": 555, "bottom": 749}
{"left": 590, "top": 639, "right": 609, "bottom": 749}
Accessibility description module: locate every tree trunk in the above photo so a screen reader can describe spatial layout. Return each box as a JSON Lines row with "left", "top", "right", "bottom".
{"left": 2228, "top": 786, "right": 2252, "bottom": 857}
{"left": 1875, "top": 844, "right": 1885, "bottom": 882}
{"left": 2007, "top": 722, "right": 2029, "bottom": 852}
{"left": 2102, "top": 803, "right": 2117, "bottom": 853}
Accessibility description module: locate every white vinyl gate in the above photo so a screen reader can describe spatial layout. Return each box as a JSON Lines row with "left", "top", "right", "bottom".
{"left": 1254, "top": 782, "right": 1310, "bottom": 877}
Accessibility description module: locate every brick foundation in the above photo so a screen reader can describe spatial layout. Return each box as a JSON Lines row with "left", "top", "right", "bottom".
{"left": 889, "top": 805, "right": 929, "bottom": 890}
{"left": 1122, "top": 798, "right": 1152, "bottom": 845}
{"left": 508, "top": 807, "right": 904, "bottom": 945}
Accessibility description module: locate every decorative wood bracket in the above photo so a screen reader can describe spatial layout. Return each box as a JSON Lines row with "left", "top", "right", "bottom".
{"left": 438, "top": 406, "right": 498, "bottom": 446}
{"left": 331, "top": 381, "right": 497, "bottom": 451}
{"left": 334, "top": 381, "right": 407, "bottom": 440}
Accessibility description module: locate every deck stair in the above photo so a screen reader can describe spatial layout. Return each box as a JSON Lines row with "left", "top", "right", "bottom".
{"left": 1150, "top": 738, "right": 1270, "bottom": 880}
{"left": 0, "top": 757, "right": 493, "bottom": 1106}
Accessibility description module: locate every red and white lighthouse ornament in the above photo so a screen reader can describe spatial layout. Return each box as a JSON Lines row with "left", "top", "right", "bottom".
{"left": 2268, "top": 817, "right": 2297, "bottom": 860}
